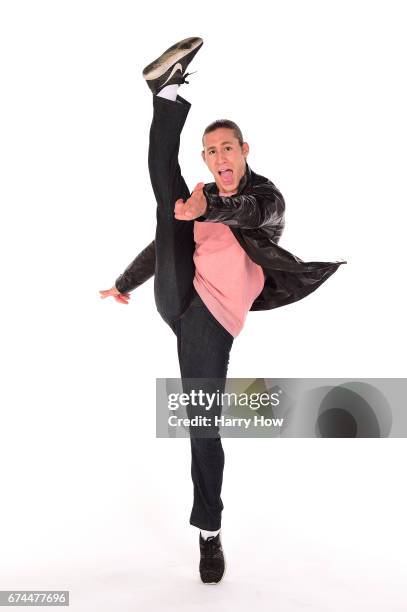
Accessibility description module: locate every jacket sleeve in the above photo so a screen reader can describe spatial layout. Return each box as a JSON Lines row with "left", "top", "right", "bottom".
{"left": 198, "top": 181, "right": 285, "bottom": 230}
{"left": 114, "top": 239, "right": 156, "bottom": 294}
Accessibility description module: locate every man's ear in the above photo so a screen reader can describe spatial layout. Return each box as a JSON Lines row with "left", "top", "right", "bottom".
{"left": 201, "top": 150, "right": 206, "bottom": 163}
{"left": 242, "top": 142, "right": 250, "bottom": 158}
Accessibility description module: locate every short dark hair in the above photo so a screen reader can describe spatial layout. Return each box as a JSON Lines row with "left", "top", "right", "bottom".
{"left": 202, "top": 119, "right": 244, "bottom": 148}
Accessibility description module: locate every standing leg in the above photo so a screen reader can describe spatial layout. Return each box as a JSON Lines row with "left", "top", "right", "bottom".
{"left": 148, "top": 94, "right": 196, "bottom": 330}
{"left": 175, "top": 290, "right": 234, "bottom": 531}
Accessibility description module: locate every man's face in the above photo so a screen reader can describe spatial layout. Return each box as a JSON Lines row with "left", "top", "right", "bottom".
{"left": 201, "top": 128, "right": 249, "bottom": 196}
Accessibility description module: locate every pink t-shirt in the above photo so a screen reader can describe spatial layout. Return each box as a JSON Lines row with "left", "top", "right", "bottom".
{"left": 193, "top": 220, "right": 265, "bottom": 338}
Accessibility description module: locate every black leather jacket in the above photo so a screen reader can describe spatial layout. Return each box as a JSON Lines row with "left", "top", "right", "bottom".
{"left": 115, "top": 163, "right": 346, "bottom": 310}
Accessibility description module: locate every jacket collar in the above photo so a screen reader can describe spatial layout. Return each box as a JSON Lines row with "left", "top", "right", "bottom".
{"left": 205, "top": 162, "right": 252, "bottom": 196}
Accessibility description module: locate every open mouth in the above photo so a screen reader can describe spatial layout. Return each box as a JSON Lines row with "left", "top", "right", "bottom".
{"left": 218, "top": 169, "right": 234, "bottom": 185}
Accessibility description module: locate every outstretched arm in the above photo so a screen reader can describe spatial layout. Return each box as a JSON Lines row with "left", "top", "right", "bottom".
{"left": 174, "top": 180, "right": 285, "bottom": 230}
{"left": 114, "top": 239, "right": 156, "bottom": 294}
{"left": 200, "top": 183, "right": 285, "bottom": 229}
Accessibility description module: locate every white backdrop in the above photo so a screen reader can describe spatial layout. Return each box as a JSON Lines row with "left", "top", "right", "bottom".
{"left": 1, "top": 1, "right": 406, "bottom": 610}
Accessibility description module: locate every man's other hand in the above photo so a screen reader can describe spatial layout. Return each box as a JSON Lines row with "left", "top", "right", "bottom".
{"left": 99, "top": 286, "right": 131, "bottom": 304}
{"left": 174, "top": 182, "right": 207, "bottom": 221}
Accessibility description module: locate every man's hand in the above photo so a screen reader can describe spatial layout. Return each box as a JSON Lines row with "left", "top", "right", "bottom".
{"left": 99, "top": 286, "right": 131, "bottom": 304}
{"left": 174, "top": 182, "right": 207, "bottom": 221}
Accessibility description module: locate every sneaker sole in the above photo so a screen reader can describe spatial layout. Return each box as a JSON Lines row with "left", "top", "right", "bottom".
{"left": 142, "top": 37, "right": 203, "bottom": 81}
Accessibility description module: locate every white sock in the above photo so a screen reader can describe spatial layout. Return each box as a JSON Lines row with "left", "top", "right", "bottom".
{"left": 200, "top": 528, "right": 221, "bottom": 540}
{"left": 157, "top": 84, "right": 179, "bottom": 101}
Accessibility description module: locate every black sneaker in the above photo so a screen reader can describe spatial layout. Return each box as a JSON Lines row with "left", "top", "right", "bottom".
{"left": 142, "top": 36, "right": 203, "bottom": 95}
{"left": 199, "top": 531, "right": 226, "bottom": 584}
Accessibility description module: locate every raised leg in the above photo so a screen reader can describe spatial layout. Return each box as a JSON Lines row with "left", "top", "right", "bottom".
{"left": 148, "top": 94, "right": 196, "bottom": 330}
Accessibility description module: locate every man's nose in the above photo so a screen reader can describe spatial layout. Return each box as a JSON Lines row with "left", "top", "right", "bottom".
{"left": 215, "top": 152, "right": 228, "bottom": 163}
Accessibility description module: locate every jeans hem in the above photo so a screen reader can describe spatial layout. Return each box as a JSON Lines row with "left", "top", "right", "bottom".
{"left": 190, "top": 518, "right": 222, "bottom": 531}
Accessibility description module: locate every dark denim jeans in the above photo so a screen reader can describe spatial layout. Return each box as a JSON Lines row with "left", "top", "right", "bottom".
{"left": 148, "top": 93, "right": 234, "bottom": 530}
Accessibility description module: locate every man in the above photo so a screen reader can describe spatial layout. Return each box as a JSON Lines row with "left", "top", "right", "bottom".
{"left": 99, "top": 36, "right": 346, "bottom": 585}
